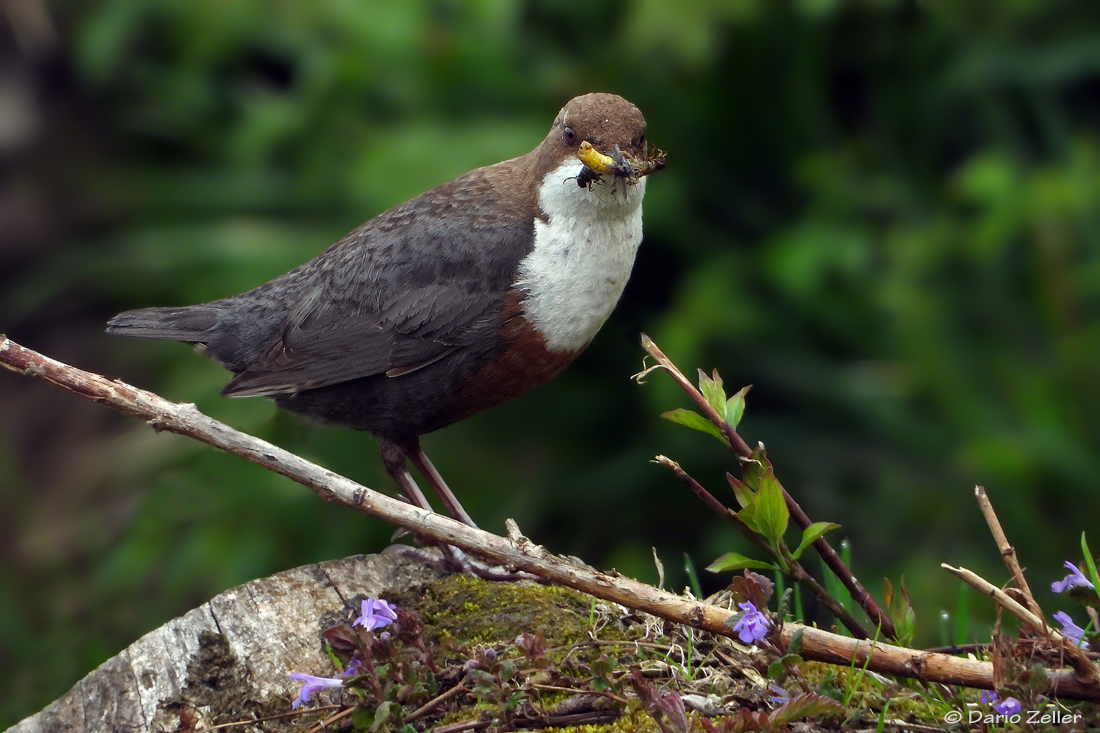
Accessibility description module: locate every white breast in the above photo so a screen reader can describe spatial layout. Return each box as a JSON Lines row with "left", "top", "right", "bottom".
{"left": 516, "top": 158, "right": 647, "bottom": 352}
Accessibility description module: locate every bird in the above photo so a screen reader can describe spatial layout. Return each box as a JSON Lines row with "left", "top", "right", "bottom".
{"left": 107, "top": 92, "right": 664, "bottom": 533}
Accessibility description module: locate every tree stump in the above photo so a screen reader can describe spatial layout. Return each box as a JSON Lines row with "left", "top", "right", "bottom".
{"left": 9, "top": 551, "right": 444, "bottom": 733}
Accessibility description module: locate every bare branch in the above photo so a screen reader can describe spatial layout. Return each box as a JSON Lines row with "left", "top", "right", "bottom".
{"left": 4, "top": 334, "right": 1100, "bottom": 701}
{"left": 942, "top": 563, "right": 1098, "bottom": 684}
{"left": 974, "top": 486, "right": 1042, "bottom": 618}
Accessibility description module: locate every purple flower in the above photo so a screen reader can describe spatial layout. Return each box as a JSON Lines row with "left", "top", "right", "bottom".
{"left": 993, "top": 696, "right": 1021, "bottom": 716}
{"left": 1054, "top": 611, "right": 1091, "bottom": 650}
{"left": 731, "top": 601, "right": 770, "bottom": 644}
{"left": 1052, "top": 561, "right": 1095, "bottom": 593}
{"left": 768, "top": 683, "right": 790, "bottom": 705}
{"left": 288, "top": 672, "right": 344, "bottom": 710}
{"left": 340, "top": 658, "right": 362, "bottom": 677}
{"left": 353, "top": 597, "right": 397, "bottom": 631}
{"left": 978, "top": 689, "right": 998, "bottom": 705}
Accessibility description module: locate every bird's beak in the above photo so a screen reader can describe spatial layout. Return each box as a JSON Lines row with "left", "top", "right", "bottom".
{"left": 577, "top": 141, "right": 667, "bottom": 183}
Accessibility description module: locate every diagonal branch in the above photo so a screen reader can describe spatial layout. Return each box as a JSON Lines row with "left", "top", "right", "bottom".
{"left": 654, "top": 455, "right": 871, "bottom": 639}
{"left": 4, "top": 334, "right": 1099, "bottom": 701}
{"left": 639, "top": 334, "right": 896, "bottom": 640}
{"left": 974, "top": 486, "right": 1042, "bottom": 618}
{"left": 942, "top": 564, "right": 1099, "bottom": 684}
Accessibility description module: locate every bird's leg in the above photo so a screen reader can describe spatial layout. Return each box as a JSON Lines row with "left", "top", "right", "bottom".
{"left": 402, "top": 438, "right": 479, "bottom": 528}
{"left": 380, "top": 439, "right": 472, "bottom": 570}
{"left": 379, "top": 440, "right": 435, "bottom": 512}
{"left": 379, "top": 439, "right": 540, "bottom": 583}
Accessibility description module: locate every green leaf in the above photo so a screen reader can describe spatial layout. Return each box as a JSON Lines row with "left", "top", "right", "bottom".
{"left": 788, "top": 627, "right": 805, "bottom": 655}
{"left": 791, "top": 521, "right": 840, "bottom": 560}
{"left": 885, "top": 577, "right": 916, "bottom": 646}
{"left": 1082, "top": 533, "right": 1100, "bottom": 598}
{"left": 1027, "top": 663, "right": 1050, "bottom": 692}
{"left": 590, "top": 656, "right": 616, "bottom": 691}
{"left": 352, "top": 707, "right": 374, "bottom": 730}
{"left": 726, "top": 384, "right": 750, "bottom": 428}
{"left": 734, "top": 503, "right": 759, "bottom": 533}
{"left": 754, "top": 471, "right": 789, "bottom": 547}
{"left": 741, "top": 446, "right": 770, "bottom": 489}
{"left": 767, "top": 654, "right": 803, "bottom": 679}
{"left": 660, "top": 408, "right": 726, "bottom": 443}
{"left": 727, "top": 472, "right": 754, "bottom": 509}
{"left": 817, "top": 671, "right": 843, "bottom": 702}
{"left": 371, "top": 701, "right": 402, "bottom": 731}
{"left": 706, "top": 552, "right": 777, "bottom": 573}
{"left": 698, "top": 368, "right": 727, "bottom": 416}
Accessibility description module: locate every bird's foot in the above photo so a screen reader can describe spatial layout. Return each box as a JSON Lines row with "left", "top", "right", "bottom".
{"left": 382, "top": 543, "right": 543, "bottom": 583}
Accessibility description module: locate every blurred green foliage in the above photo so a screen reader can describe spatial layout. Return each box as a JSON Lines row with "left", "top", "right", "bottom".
{"left": 5, "top": 0, "right": 1100, "bottom": 725}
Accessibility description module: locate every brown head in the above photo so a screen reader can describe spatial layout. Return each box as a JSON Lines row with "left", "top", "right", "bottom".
{"left": 529, "top": 92, "right": 656, "bottom": 178}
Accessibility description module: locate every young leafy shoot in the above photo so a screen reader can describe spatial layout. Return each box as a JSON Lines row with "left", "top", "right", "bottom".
{"left": 659, "top": 368, "right": 750, "bottom": 444}
{"left": 883, "top": 578, "right": 916, "bottom": 647}
{"left": 726, "top": 385, "right": 750, "bottom": 429}
{"left": 707, "top": 552, "right": 777, "bottom": 573}
{"left": 791, "top": 521, "right": 841, "bottom": 561}
{"left": 753, "top": 470, "right": 789, "bottom": 554}
{"left": 661, "top": 408, "right": 726, "bottom": 443}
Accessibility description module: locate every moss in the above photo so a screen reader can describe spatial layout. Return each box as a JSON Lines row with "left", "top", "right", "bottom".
{"left": 386, "top": 574, "right": 629, "bottom": 651}
{"left": 798, "top": 659, "right": 953, "bottom": 722}
{"left": 377, "top": 575, "right": 680, "bottom": 732}
{"left": 376, "top": 576, "right": 889, "bottom": 730}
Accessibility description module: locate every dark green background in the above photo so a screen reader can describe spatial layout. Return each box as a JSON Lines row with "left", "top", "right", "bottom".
{"left": 3, "top": 0, "right": 1100, "bottom": 726}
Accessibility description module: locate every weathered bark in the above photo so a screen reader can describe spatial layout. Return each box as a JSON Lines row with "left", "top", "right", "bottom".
{"left": 8, "top": 551, "right": 442, "bottom": 733}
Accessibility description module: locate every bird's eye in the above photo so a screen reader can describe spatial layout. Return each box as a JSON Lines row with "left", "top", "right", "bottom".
{"left": 563, "top": 127, "right": 577, "bottom": 144}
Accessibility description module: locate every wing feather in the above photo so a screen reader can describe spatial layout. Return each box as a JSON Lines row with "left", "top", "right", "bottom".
{"left": 221, "top": 162, "right": 536, "bottom": 398}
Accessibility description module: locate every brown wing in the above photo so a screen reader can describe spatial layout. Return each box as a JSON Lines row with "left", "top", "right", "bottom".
{"left": 220, "top": 162, "right": 536, "bottom": 398}
{"left": 221, "top": 285, "right": 500, "bottom": 397}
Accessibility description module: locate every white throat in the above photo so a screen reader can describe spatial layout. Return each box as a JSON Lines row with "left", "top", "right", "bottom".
{"left": 515, "top": 158, "right": 647, "bottom": 352}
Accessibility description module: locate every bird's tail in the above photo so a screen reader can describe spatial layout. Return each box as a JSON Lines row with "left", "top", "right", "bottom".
{"left": 106, "top": 306, "right": 219, "bottom": 343}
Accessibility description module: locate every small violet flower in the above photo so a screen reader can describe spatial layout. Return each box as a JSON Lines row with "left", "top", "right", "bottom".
{"left": 978, "top": 689, "right": 998, "bottom": 705}
{"left": 992, "top": 696, "right": 1021, "bottom": 717}
{"left": 768, "top": 683, "right": 791, "bottom": 706}
{"left": 731, "top": 601, "right": 770, "bottom": 644}
{"left": 1054, "top": 611, "right": 1091, "bottom": 650}
{"left": 1052, "top": 561, "right": 1095, "bottom": 594}
{"left": 288, "top": 672, "right": 345, "bottom": 710}
{"left": 353, "top": 597, "right": 397, "bottom": 631}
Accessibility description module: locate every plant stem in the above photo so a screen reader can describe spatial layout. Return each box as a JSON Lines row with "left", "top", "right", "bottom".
{"left": 639, "top": 334, "right": 897, "bottom": 640}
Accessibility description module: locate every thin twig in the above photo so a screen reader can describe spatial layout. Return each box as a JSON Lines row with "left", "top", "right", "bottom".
{"left": 404, "top": 682, "right": 468, "bottom": 723}
{"left": 974, "top": 486, "right": 1042, "bottom": 618}
{"left": 639, "top": 334, "right": 895, "bottom": 640}
{"left": 431, "top": 719, "right": 491, "bottom": 733}
{"left": 303, "top": 705, "right": 355, "bottom": 733}
{"left": 432, "top": 710, "right": 620, "bottom": 733}
{"left": 527, "top": 683, "right": 629, "bottom": 706}
{"left": 654, "top": 455, "right": 772, "bottom": 556}
{"left": 655, "top": 455, "right": 871, "bottom": 639}
{"left": 941, "top": 566, "right": 1053, "bottom": 636}
{"left": 941, "top": 564, "right": 1098, "bottom": 684}
{"left": 195, "top": 705, "right": 341, "bottom": 732}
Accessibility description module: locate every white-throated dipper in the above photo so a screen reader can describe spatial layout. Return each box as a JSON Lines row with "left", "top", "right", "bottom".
{"left": 108, "top": 92, "right": 665, "bottom": 531}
